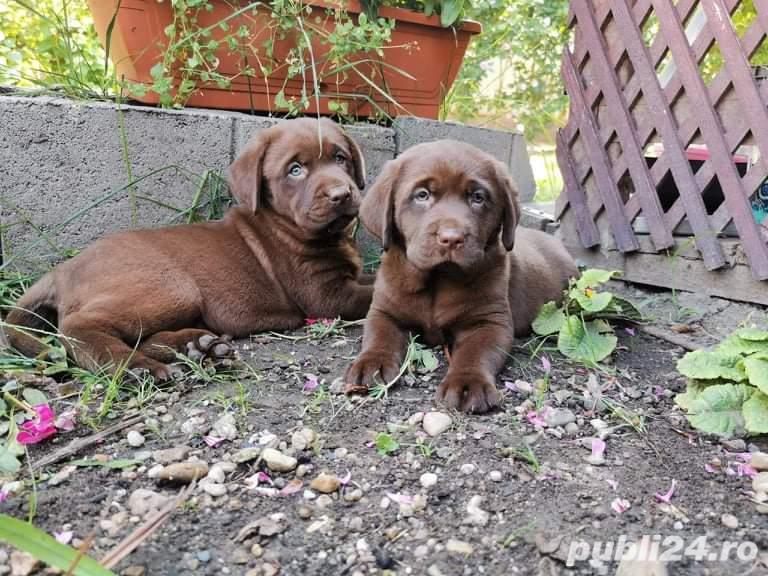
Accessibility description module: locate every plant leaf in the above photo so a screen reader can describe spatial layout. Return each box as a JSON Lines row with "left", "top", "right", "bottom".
{"left": 743, "top": 390, "right": 768, "bottom": 435}
{"left": 686, "top": 384, "right": 753, "bottom": 438}
{"left": 717, "top": 333, "right": 768, "bottom": 357}
{"left": 22, "top": 386, "right": 48, "bottom": 407}
{"left": 418, "top": 349, "right": 439, "bottom": 372}
{"left": 0, "top": 447, "right": 21, "bottom": 474}
{"left": 0, "top": 514, "right": 116, "bottom": 575}
{"left": 575, "top": 269, "right": 620, "bottom": 290}
{"left": 743, "top": 355, "right": 768, "bottom": 394}
{"left": 439, "top": 0, "right": 463, "bottom": 27}
{"left": 557, "top": 317, "right": 617, "bottom": 364}
{"left": 374, "top": 433, "right": 400, "bottom": 456}
{"left": 532, "top": 301, "right": 565, "bottom": 336}
{"left": 572, "top": 289, "right": 613, "bottom": 313}
{"left": 734, "top": 327, "right": 768, "bottom": 342}
{"left": 674, "top": 381, "right": 710, "bottom": 411}
{"left": 676, "top": 349, "right": 747, "bottom": 382}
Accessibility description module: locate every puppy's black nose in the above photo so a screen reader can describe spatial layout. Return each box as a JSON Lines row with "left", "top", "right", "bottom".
{"left": 437, "top": 228, "right": 465, "bottom": 250}
{"left": 326, "top": 186, "right": 351, "bottom": 204}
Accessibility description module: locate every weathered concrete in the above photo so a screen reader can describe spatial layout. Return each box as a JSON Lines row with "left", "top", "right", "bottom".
{"left": 392, "top": 116, "right": 536, "bottom": 202}
{"left": 0, "top": 94, "right": 534, "bottom": 272}
{"left": 0, "top": 96, "right": 237, "bottom": 272}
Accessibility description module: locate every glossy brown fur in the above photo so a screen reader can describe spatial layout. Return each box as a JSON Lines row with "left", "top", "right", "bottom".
{"left": 345, "top": 140, "right": 577, "bottom": 413}
{"left": 6, "top": 118, "right": 373, "bottom": 378}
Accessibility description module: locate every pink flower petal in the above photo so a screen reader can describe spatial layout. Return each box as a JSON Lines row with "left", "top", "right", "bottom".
{"left": 606, "top": 479, "right": 618, "bottom": 491}
{"left": 736, "top": 463, "right": 757, "bottom": 478}
{"left": 504, "top": 381, "right": 516, "bottom": 392}
{"left": 591, "top": 438, "right": 606, "bottom": 459}
{"left": 54, "top": 411, "right": 76, "bottom": 432}
{"left": 257, "top": 471, "right": 273, "bottom": 486}
{"left": 339, "top": 471, "right": 352, "bottom": 486}
{"left": 541, "top": 355, "right": 551, "bottom": 374}
{"left": 33, "top": 404, "right": 55, "bottom": 424}
{"left": 386, "top": 492, "right": 413, "bottom": 506}
{"left": 305, "top": 318, "right": 319, "bottom": 325}
{"left": 54, "top": 531, "right": 73, "bottom": 545}
{"left": 726, "top": 451, "right": 753, "bottom": 462}
{"left": 0, "top": 490, "right": 8, "bottom": 503}
{"left": 17, "top": 404, "right": 58, "bottom": 444}
{"left": 654, "top": 479, "right": 677, "bottom": 503}
{"left": 624, "top": 327, "right": 636, "bottom": 337}
{"left": 526, "top": 410, "right": 547, "bottom": 428}
{"left": 303, "top": 374, "right": 319, "bottom": 393}
{"left": 203, "top": 436, "right": 226, "bottom": 448}
{"left": 279, "top": 479, "right": 303, "bottom": 496}
{"left": 704, "top": 463, "right": 718, "bottom": 474}
{"left": 611, "top": 498, "right": 630, "bottom": 514}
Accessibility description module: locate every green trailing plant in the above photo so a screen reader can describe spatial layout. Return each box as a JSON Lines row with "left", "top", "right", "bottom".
{"left": 531, "top": 269, "right": 642, "bottom": 366}
{"left": 129, "top": 0, "right": 411, "bottom": 116}
{"left": 360, "top": 0, "right": 470, "bottom": 27}
{"left": 675, "top": 326, "right": 768, "bottom": 438}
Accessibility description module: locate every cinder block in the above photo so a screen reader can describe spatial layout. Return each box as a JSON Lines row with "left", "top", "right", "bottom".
{"left": 0, "top": 95, "right": 237, "bottom": 271}
{"left": 392, "top": 116, "right": 536, "bottom": 202}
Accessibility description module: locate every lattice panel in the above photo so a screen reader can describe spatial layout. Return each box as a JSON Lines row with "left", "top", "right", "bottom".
{"left": 556, "top": 0, "right": 768, "bottom": 281}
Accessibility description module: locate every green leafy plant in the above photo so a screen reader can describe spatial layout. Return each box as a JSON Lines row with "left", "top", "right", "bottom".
{"left": 374, "top": 431, "right": 400, "bottom": 455}
{"left": 531, "top": 269, "right": 642, "bottom": 366}
{"left": 0, "top": 514, "right": 115, "bottom": 575}
{"left": 675, "top": 326, "right": 768, "bottom": 437}
{"left": 361, "top": 0, "right": 470, "bottom": 27}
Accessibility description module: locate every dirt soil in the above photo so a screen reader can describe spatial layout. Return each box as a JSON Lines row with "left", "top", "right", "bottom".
{"left": 1, "top": 284, "right": 767, "bottom": 576}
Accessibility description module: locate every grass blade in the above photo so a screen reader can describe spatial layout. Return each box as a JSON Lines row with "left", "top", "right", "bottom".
{"left": 0, "top": 514, "right": 115, "bottom": 575}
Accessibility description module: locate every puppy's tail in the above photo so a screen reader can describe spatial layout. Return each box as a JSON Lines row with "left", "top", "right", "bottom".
{"left": 4, "top": 272, "right": 59, "bottom": 357}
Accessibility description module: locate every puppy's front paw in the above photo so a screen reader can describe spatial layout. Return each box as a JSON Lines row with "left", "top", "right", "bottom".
{"left": 345, "top": 352, "right": 401, "bottom": 395}
{"left": 186, "top": 333, "right": 234, "bottom": 362}
{"left": 436, "top": 370, "right": 500, "bottom": 413}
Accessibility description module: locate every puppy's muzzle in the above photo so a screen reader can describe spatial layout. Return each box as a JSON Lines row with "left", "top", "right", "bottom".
{"left": 325, "top": 185, "right": 352, "bottom": 206}
{"left": 437, "top": 226, "right": 466, "bottom": 251}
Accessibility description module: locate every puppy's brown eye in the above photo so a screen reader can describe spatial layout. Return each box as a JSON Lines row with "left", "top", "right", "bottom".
{"left": 413, "top": 188, "right": 431, "bottom": 202}
{"left": 288, "top": 162, "right": 303, "bottom": 177}
{"left": 469, "top": 190, "right": 486, "bottom": 206}
{"left": 335, "top": 153, "right": 347, "bottom": 165}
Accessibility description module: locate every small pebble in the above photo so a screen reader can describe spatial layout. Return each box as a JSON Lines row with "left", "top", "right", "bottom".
{"left": 721, "top": 513, "right": 739, "bottom": 529}
{"left": 262, "top": 448, "right": 297, "bottom": 473}
{"left": 310, "top": 473, "right": 341, "bottom": 494}
{"left": 127, "top": 431, "right": 145, "bottom": 448}
{"left": 445, "top": 539, "right": 474, "bottom": 555}
{"left": 750, "top": 452, "right": 768, "bottom": 471}
{"left": 203, "top": 482, "right": 227, "bottom": 497}
{"left": 158, "top": 461, "right": 209, "bottom": 484}
{"left": 460, "top": 464, "right": 475, "bottom": 475}
{"left": 753, "top": 472, "right": 768, "bottom": 493}
{"left": 489, "top": 470, "right": 502, "bottom": 482}
{"left": 423, "top": 412, "right": 452, "bottom": 437}
{"left": 420, "top": 472, "right": 438, "bottom": 488}
{"left": 344, "top": 488, "right": 363, "bottom": 502}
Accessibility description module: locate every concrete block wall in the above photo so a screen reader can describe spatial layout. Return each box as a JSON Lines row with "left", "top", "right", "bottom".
{"left": 0, "top": 94, "right": 535, "bottom": 272}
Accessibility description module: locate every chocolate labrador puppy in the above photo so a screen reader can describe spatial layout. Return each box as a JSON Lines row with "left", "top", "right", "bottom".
{"left": 345, "top": 140, "right": 577, "bottom": 413}
{"left": 7, "top": 118, "right": 373, "bottom": 378}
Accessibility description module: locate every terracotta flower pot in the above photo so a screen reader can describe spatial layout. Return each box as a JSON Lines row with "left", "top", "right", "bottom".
{"left": 88, "top": 0, "right": 480, "bottom": 118}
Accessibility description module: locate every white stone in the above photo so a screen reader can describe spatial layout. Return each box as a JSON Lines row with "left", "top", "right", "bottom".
{"left": 262, "top": 448, "right": 297, "bottom": 473}
{"left": 420, "top": 472, "right": 438, "bottom": 489}
{"left": 127, "top": 430, "right": 145, "bottom": 447}
{"left": 423, "top": 412, "right": 452, "bottom": 437}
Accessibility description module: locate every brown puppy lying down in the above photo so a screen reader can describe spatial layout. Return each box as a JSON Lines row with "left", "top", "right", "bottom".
{"left": 345, "top": 140, "right": 577, "bottom": 412}
{"left": 6, "top": 118, "right": 373, "bottom": 379}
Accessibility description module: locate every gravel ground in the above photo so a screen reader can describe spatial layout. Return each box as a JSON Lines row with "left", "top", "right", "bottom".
{"left": 1, "top": 284, "right": 767, "bottom": 576}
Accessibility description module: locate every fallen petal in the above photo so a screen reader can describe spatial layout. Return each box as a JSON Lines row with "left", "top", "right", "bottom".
{"left": 606, "top": 479, "right": 618, "bottom": 491}
{"left": 303, "top": 374, "right": 319, "bottom": 393}
{"left": 339, "top": 470, "right": 352, "bottom": 486}
{"left": 704, "top": 463, "right": 718, "bottom": 474}
{"left": 203, "top": 436, "right": 226, "bottom": 448}
{"left": 541, "top": 355, "right": 551, "bottom": 374}
{"left": 654, "top": 479, "right": 677, "bottom": 503}
{"left": 526, "top": 410, "right": 547, "bottom": 428}
{"left": 736, "top": 463, "right": 757, "bottom": 478}
{"left": 54, "top": 531, "right": 73, "bottom": 545}
{"left": 591, "top": 438, "right": 606, "bottom": 459}
{"left": 386, "top": 492, "right": 413, "bottom": 506}
{"left": 624, "top": 327, "right": 636, "bottom": 337}
{"left": 279, "top": 479, "right": 303, "bottom": 496}
{"left": 611, "top": 498, "right": 630, "bottom": 514}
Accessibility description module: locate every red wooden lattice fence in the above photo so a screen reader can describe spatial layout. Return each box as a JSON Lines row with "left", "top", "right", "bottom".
{"left": 556, "top": 0, "right": 768, "bottom": 302}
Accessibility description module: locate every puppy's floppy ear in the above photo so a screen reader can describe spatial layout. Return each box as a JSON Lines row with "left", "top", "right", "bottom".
{"left": 342, "top": 130, "right": 367, "bottom": 190}
{"left": 227, "top": 130, "right": 273, "bottom": 213}
{"left": 493, "top": 160, "right": 520, "bottom": 251}
{"left": 360, "top": 157, "right": 400, "bottom": 250}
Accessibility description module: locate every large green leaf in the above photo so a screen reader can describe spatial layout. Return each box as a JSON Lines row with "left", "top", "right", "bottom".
{"left": 743, "top": 390, "right": 768, "bottom": 435}
{"left": 734, "top": 327, "right": 768, "bottom": 342}
{"left": 21, "top": 387, "right": 48, "bottom": 407}
{"left": 0, "top": 514, "right": 116, "bottom": 575}
{"left": 686, "top": 384, "right": 753, "bottom": 437}
{"left": 674, "top": 381, "right": 710, "bottom": 411}
{"left": 532, "top": 301, "right": 566, "bottom": 336}
{"left": 676, "top": 349, "right": 747, "bottom": 382}
{"left": 557, "top": 317, "right": 617, "bottom": 364}
{"left": 743, "top": 355, "right": 768, "bottom": 394}
{"left": 572, "top": 288, "right": 613, "bottom": 313}
{"left": 604, "top": 295, "right": 644, "bottom": 322}
{"left": 439, "top": 0, "right": 464, "bottom": 27}
{"left": 575, "top": 269, "right": 619, "bottom": 290}
{"left": 718, "top": 334, "right": 768, "bottom": 357}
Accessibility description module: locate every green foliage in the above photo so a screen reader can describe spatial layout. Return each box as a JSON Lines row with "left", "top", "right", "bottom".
{"left": 0, "top": 514, "right": 116, "bottom": 575}
{"left": 375, "top": 432, "right": 400, "bottom": 455}
{"left": 445, "top": 0, "right": 570, "bottom": 140}
{"left": 0, "top": 0, "right": 113, "bottom": 98}
{"left": 675, "top": 326, "right": 768, "bottom": 437}
{"left": 532, "top": 269, "right": 642, "bottom": 366}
